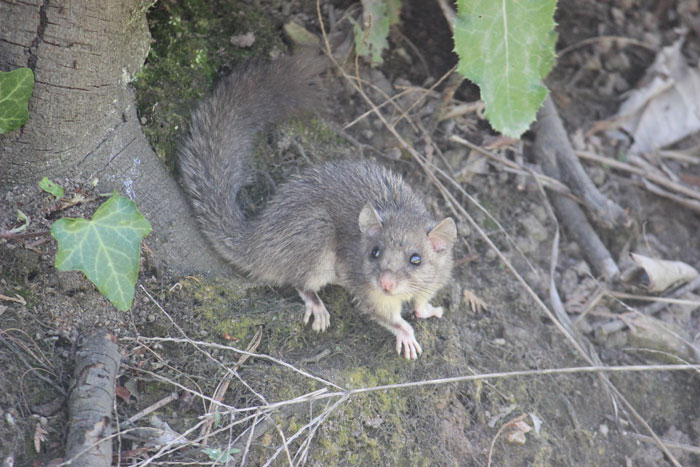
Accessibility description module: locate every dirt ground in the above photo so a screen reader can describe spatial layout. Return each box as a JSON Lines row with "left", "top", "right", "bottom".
{"left": 2, "top": 0, "right": 700, "bottom": 465}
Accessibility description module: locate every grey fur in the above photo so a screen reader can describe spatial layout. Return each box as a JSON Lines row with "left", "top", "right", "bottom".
{"left": 178, "top": 55, "right": 457, "bottom": 359}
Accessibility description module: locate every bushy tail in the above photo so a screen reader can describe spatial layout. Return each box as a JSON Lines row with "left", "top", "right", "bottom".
{"left": 178, "top": 53, "right": 324, "bottom": 264}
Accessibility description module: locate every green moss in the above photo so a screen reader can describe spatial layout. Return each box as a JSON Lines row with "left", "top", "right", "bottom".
{"left": 183, "top": 278, "right": 266, "bottom": 340}
{"left": 291, "top": 118, "right": 348, "bottom": 153}
{"left": 179, "top": 276, "right": 321, "bottom": 354}
{"left": 128, "top": 0, "right": 156, "bottom": 28}
{"left": 305, "top": 366, "right": 421, "bottom": 464}
{"left": 133, "top": 0, "right": 284, "bottom": 168}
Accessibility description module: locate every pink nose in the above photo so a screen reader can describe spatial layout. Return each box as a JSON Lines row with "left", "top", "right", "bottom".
{"left": 380, "top": 272, "right": 396, "bottom": 293}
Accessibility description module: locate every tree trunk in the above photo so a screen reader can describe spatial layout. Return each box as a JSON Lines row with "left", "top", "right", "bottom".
{"left": 0, "top": 0, "right": 229, "bottom": 276}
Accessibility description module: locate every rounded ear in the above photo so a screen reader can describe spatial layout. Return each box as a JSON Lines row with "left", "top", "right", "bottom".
{"left": 428, "top": 218, "right": 457, "bottom": 252}
{"left": 358, "top": 203, "right": 382, "bottom": 236}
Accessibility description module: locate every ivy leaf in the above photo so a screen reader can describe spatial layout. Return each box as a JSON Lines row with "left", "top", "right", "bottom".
{"left": 203, "top": 447, "right": 241, "bottom": 462}
{"left": 352, "top": 0, "right": 402, "bottom": 66}
{"left": 39, "top": 177, "right": 65, "bottom": 199}
{"left": 454, "top": 0, "right": 557, "bottom": 138}
{"left": 51, "top": 194, "right": 152, "bottom": 311}
{"left": 0, "top": 68, "right": 35, "bottom": 134}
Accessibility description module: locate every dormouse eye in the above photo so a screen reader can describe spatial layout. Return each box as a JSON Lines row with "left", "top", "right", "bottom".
{"left": 370, "top": 247, "right": 381, "bottom": 260}
{"left": 409, "top": 253, "right": 421, "bottom": 266}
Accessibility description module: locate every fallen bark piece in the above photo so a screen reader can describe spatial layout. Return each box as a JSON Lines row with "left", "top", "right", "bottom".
{"left": 65, "top": 330, "right": 120, "bottom": 466}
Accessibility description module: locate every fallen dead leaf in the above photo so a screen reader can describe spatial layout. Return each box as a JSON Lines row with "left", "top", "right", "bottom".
{"left": 607, "top": 37, "right": 700, "bottom": 155}
{"left": 629, "top": 253, "right": 698, "bottom": 292}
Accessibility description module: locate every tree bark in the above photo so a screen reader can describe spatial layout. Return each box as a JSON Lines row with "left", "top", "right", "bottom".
{"left": 0, "top": 0, "right": 229, "bottom": 276}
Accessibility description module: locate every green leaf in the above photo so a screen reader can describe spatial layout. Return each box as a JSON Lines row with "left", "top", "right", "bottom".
{"left": 353, "top": 0, "right": 402, "bottom": 66}
{"left": 0, "top": 68, "right": 35, "bottom": 134}
{"left": 203, "top": 447, "right": 241, "bottom": 462}
{"left": 454, "top": 0, "right": 557, "bottom": 138}
{"left": 51, "top": 194, "right": 152, "bottom": 311}
{"left": 39, "top": 177, "right": 65, "bottom": 199}
{"left": 10, "top": 210, "right": 30, "bottom": 234}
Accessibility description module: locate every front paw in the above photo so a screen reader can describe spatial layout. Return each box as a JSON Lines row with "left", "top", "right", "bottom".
{"left": 414, "top": 302, "right": 443, "bottom": 319}
{"left": 394, "top": 324, "right": 423, "bottom": 359}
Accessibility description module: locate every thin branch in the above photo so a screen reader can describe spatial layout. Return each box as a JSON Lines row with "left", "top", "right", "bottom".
{"left": 577, "top": 150, "right": 700, "bottom": 202}
{"left": 0, "top": 230, "right": 51, "bottom": 240}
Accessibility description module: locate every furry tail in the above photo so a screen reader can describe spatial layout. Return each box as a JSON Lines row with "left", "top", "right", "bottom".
{"left": 178, "top": 52, "right": 324, "bottom": 264}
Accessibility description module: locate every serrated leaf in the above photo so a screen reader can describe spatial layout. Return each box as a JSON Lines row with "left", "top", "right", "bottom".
{"left": 0, "top": 68, "right": 35, "bottom": 133}
{"left": 454, "top": 0, "right": 557, "bottom": 137}
{"left": 51, "top": 194, "right": 152, "bottom": 311}
{"left": 39, "top": 177, "right": 65, "bottom": 199}
{"left": 353, "top": 0, "right": 402, "bottom": 66}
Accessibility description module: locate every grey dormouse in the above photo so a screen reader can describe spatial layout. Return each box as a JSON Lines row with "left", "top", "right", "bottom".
{"left": 178, "top": 53, "right": 457, "bottom": 359}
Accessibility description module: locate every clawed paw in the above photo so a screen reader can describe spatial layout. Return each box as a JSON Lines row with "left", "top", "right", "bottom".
{"left": 395, "top": 328, "right": 423, "bottom": 360}
{"left": 396, "top": 334, "right": 422, "bottom": 360}
{"left": 303, "top": 302, "right": 330, "bottom": 332}
{"left": 299, "top": 290, "right": 331, "bottom": 332}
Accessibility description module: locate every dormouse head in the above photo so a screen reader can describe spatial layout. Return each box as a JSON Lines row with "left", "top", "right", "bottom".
{"left": 358, "top": 203, "right": 457, "bottom": 300}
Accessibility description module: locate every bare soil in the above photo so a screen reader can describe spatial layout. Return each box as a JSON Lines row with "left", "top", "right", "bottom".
{"left": 1, "top": 0, "right": 700, "bottom": 465}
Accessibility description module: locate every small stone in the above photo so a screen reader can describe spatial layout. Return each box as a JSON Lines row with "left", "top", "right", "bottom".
{"left": 560, "top": 268, "right": 578, "bottom": 294}
{"left": 283, "top": 21, "right": 319, "bottom": 47}
{"left": 572, "top": 260, "right": 591, "bottom": 277}
{"left": 444, "top": 148, "right": 468, "bottom": 168}
{"left": 515, "top": 235, "right": 538, "bottom": 255}
{"left": 530, "top": 205, "right": 548, "bottom": 224}
{"left": 641, "top": 11, "right": 656, "bottom": 30}
{"left": 642, "top": 32, "right": 661, "bottom": 49}
{"left": 384, "top": 147, "right": 402, "bottom": 160}
{"left": 604, "top": 52, "right": 630, "bottom": 72}
{"left": 230, "top": 32, "right": 255, "bottom": 48}
{"left": 519, "top": 215, "right": 549, "bottom": 243}
{"left": 611, "top": 8, "right": 625, "bottom": 26}
{"left": 505, "top": 428, "right": 527, "bottom": 445}
{"left": 367, "top": 68, "right": 394, "bottom": 97}
{"left": 394, "top": 46, "right": 411, "bottom": 62}
{"left": 456, "top": 221, "right": 470, "bottom": 238}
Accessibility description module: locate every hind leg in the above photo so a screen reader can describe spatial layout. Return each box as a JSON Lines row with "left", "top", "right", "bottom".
{"left": 297, "top": 289, "right": 330, "bottom": 332}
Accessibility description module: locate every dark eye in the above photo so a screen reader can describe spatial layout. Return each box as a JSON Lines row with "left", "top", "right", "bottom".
{"left": 370, "top": 247, "right": 381, "bottom": 260}
{"left": 409, "top": 253, "right": 421, "bottom": 266}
